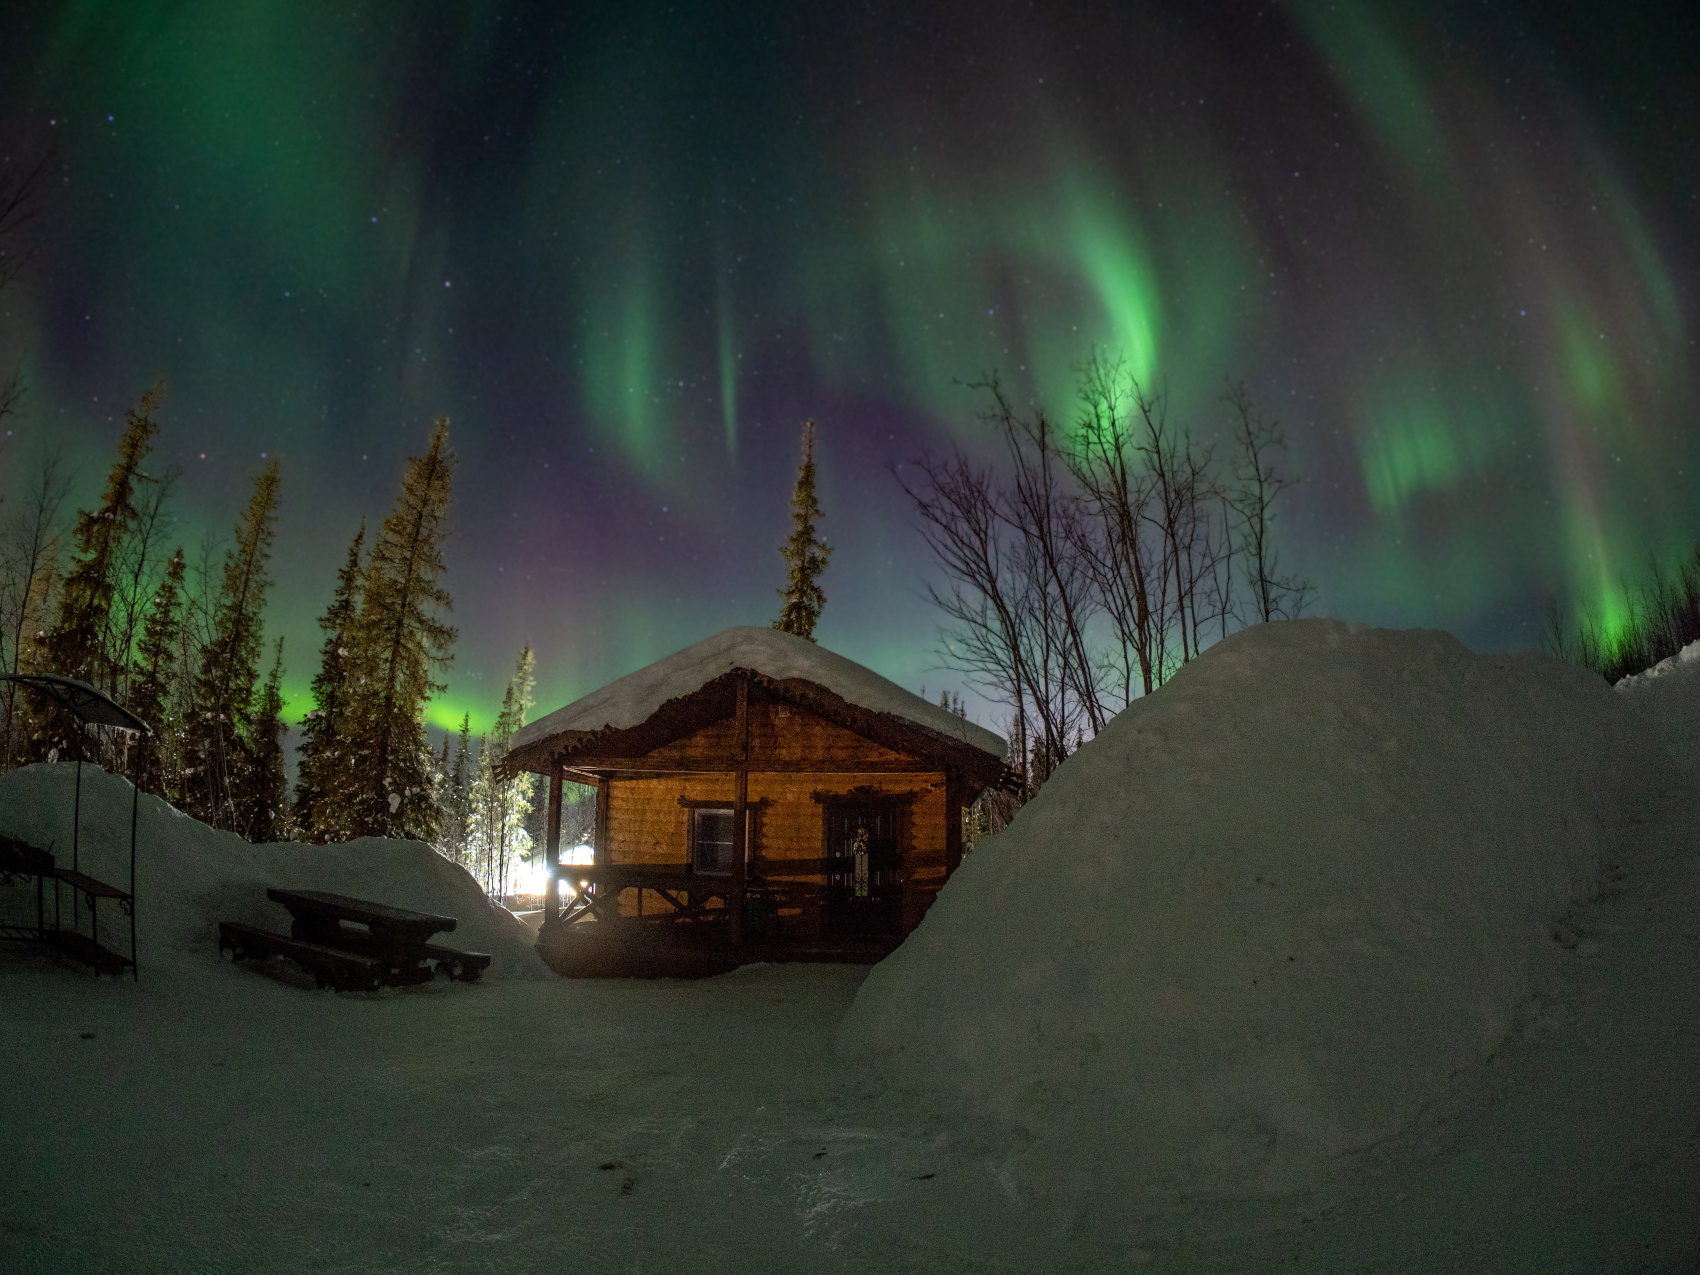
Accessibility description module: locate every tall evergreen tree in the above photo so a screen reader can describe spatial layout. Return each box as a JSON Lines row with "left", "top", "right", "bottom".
{"left": 293, "top": 524, "right": 365, "bottom": 841}
{"left": 186, "top": 460, "right": 280, "bottom": 833}
{"left": 345, "top": 420, "right": 456, "bottom": 841}
{"left": 773, "top": 418, "right": 832, "bottom": 642}
{"left": 128, "top": 547, "right": 185, "bottom": 798}
{"left": 244, "top": 638, "right": 288, "bottom": 842}
{"left": 39, "top": 384, "right": 163, "bottom": 756}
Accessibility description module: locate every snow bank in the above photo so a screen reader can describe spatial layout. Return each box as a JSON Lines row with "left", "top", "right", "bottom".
{"left": 837, "top": 620, "right": 1650, "bottom": 1200}
{"left": 512, "top": 625, "right": 1007, "bottom": 758}
{"left": 0, "top": 764, "right": 545, "bottom": 980}
{"left": 1615, "top": 637, "right": 1700, "bottom": 784}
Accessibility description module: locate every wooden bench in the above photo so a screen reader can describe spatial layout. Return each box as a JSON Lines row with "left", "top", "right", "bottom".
{"left": 218, "top": 921, "right": 385, "bottom": 992}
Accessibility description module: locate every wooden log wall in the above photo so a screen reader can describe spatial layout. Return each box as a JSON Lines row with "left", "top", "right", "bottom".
{"left": 643, "top": 701, "right": 916, "bottom": 770}
{"left": 604, "top": 771, "right": 950, "bottom": 934}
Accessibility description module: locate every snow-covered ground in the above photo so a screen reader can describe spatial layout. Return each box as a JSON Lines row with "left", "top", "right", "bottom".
{"left": 2, "top": 623, "right": 1697, "bottom": 1272}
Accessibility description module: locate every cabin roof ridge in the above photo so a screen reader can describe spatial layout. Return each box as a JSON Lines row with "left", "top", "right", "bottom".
{"left": 504, "top": 627, "right": 1007, "bottom": 777}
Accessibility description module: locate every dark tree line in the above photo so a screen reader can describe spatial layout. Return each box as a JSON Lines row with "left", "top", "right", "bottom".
{"left": 1, "top": 395, "right": 461, "bottom": 847}
{"left": 431, "top": 645, "right": 545, "bottom": 901}
{"left": 0, "top": 387, "right": 290, "bottom": 838}
{"left": 900, "top": 353, "right": 1311, "bottom": 806}
{"left": 1545, "top": 544, "right": 1700, "bottom": 684}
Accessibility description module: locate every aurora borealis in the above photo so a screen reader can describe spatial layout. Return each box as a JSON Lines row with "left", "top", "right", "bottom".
{"left": 1, "top": 0, "right": 1695, "bottom": 733}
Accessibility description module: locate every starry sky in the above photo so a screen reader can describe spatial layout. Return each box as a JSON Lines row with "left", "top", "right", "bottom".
{"left": 1, "top": 0, "right": 1696, "bottom": 735}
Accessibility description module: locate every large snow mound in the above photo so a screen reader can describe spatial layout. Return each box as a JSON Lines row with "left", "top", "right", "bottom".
{"left": 512, "top": 625, "right": 1007, "bottom": 759}
{"left": 0, "top": 764, "right": 545, "bottom": 980}
{"left": 1615, "top": 637, "right": 1700, "bottom": 784}
{"left": 837, "top": 620, "right": 1651, "bottom": 1199}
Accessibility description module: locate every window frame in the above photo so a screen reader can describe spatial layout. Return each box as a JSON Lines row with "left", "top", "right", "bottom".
{"left": 690, "top": 807, "right": 747, "bottom": 876}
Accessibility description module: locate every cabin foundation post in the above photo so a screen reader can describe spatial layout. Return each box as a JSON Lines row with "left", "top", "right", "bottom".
{"left": 542, "top": 765, "right": 564, "bottom": 930}
{"left": 730, "top": 674, "right": 749, "bottom": 950}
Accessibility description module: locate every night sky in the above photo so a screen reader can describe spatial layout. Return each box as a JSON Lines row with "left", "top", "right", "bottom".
{"left": 1, "top": 1, "right": 1696, "bottom": 734}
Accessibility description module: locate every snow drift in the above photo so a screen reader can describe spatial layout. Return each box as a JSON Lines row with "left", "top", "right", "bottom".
{"left": 1615, "top": 637, "right": 1700, "bottom": 785}
{"left": 0, "top": 763, "right": 544, "bottom": 980}
{"left": 837, "top": 620, "right": 1652, "bottom": 1199}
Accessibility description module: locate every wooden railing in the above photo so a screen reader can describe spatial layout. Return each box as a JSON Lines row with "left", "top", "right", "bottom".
{"left": 549, "top": 860, "right": 844, "bottom": 927}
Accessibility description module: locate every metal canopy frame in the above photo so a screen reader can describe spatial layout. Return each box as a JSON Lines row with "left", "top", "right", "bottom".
{"left": 0, "top": 673, "right": 151, "bottom": 980}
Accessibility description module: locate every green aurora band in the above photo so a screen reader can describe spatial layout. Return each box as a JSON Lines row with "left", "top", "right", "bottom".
{"left": 0, "top": 0, "right": 1694, "bottom": 731}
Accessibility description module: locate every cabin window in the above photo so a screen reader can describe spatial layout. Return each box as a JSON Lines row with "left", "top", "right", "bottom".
{"left": 692, "top": 809, "right": 737, "bottom": 874}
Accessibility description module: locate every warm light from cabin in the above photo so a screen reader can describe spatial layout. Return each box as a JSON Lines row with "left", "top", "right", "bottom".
{"left": 514, "top": 845, "right": 595, "bottom": 897}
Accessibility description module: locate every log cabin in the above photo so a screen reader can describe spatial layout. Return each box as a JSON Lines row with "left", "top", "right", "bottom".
{"left": 501, "top": 627, "right": 1010, "bottom": 977}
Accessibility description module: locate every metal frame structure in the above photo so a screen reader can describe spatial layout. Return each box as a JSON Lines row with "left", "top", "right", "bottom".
{"left": 0, "top": 673, "right": 151, "bottom": 980}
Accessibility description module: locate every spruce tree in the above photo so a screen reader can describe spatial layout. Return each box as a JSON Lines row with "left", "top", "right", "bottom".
{"left": 186, "top": 460, "right": 280, "bottom": 833}
{"left": 293, "top": 524, "right": 365, "bottom": 841}
{"left": 344, "top": 420, "right": 456, "bottom": 841}
{"left": 39, "top": 383, "right": 163, "bottom": 756}
{"left": 773, "top": 418, "right": 832, "bottom": 642}
{"left": 244, "top": 638, "right": 288, "bottom": 841}
{"left": 128, "top": 547, "right": 186, "bottom": 798}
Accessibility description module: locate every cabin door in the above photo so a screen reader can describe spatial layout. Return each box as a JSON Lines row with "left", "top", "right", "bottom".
{"left": 824, "top": 805, "right": 900, "bottom": 935}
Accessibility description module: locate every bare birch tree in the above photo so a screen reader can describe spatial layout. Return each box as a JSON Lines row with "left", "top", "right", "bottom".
{"left": 902, "top": 352, "right": 1311, "bottom": 803}
{"left": 1224, "top": 380, "right": 1311, "bottom": 622}
{"left": 0, "top": 450, "right": 71, "bottom": 765}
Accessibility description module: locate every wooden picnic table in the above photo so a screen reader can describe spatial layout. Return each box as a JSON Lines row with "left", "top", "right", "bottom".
{"left": 219, "top": 889, "right": 490, "bottom": 990}
{"left": 267, "top": 888, "right": 457, "bottom": 952}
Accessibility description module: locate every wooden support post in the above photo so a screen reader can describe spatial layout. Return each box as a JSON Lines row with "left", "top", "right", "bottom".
{"left": 944, "top": 772, "right": 963, "bottom": 876}
{"left": 730, "top": 674, "right": 749, "bottom": 950}
{"left": 594, "top": 776, "right": 610, "bottom": 866}
{"left": 542, "top": 765, "right": 564, "bottom": 929}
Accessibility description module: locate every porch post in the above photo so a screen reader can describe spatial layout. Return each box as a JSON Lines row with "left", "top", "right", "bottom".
{"left": 730, "top": 674, "right": 749, "bottom": 950}
{"left": 944, "top": 772, "right": 963, "bottom": 876}
{"left": 542, "top": 764, "right": 563, "bottom": 929}
{"left": 594, "top": 776, "right": 610, "bottom": 866}
{"left": 590, "top": 775, "right": 611, "bottom": 922}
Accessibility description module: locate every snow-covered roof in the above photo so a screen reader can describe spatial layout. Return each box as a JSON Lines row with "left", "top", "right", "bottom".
{"left": 510, "top": 626, "right": 1006, "bottom": 761}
